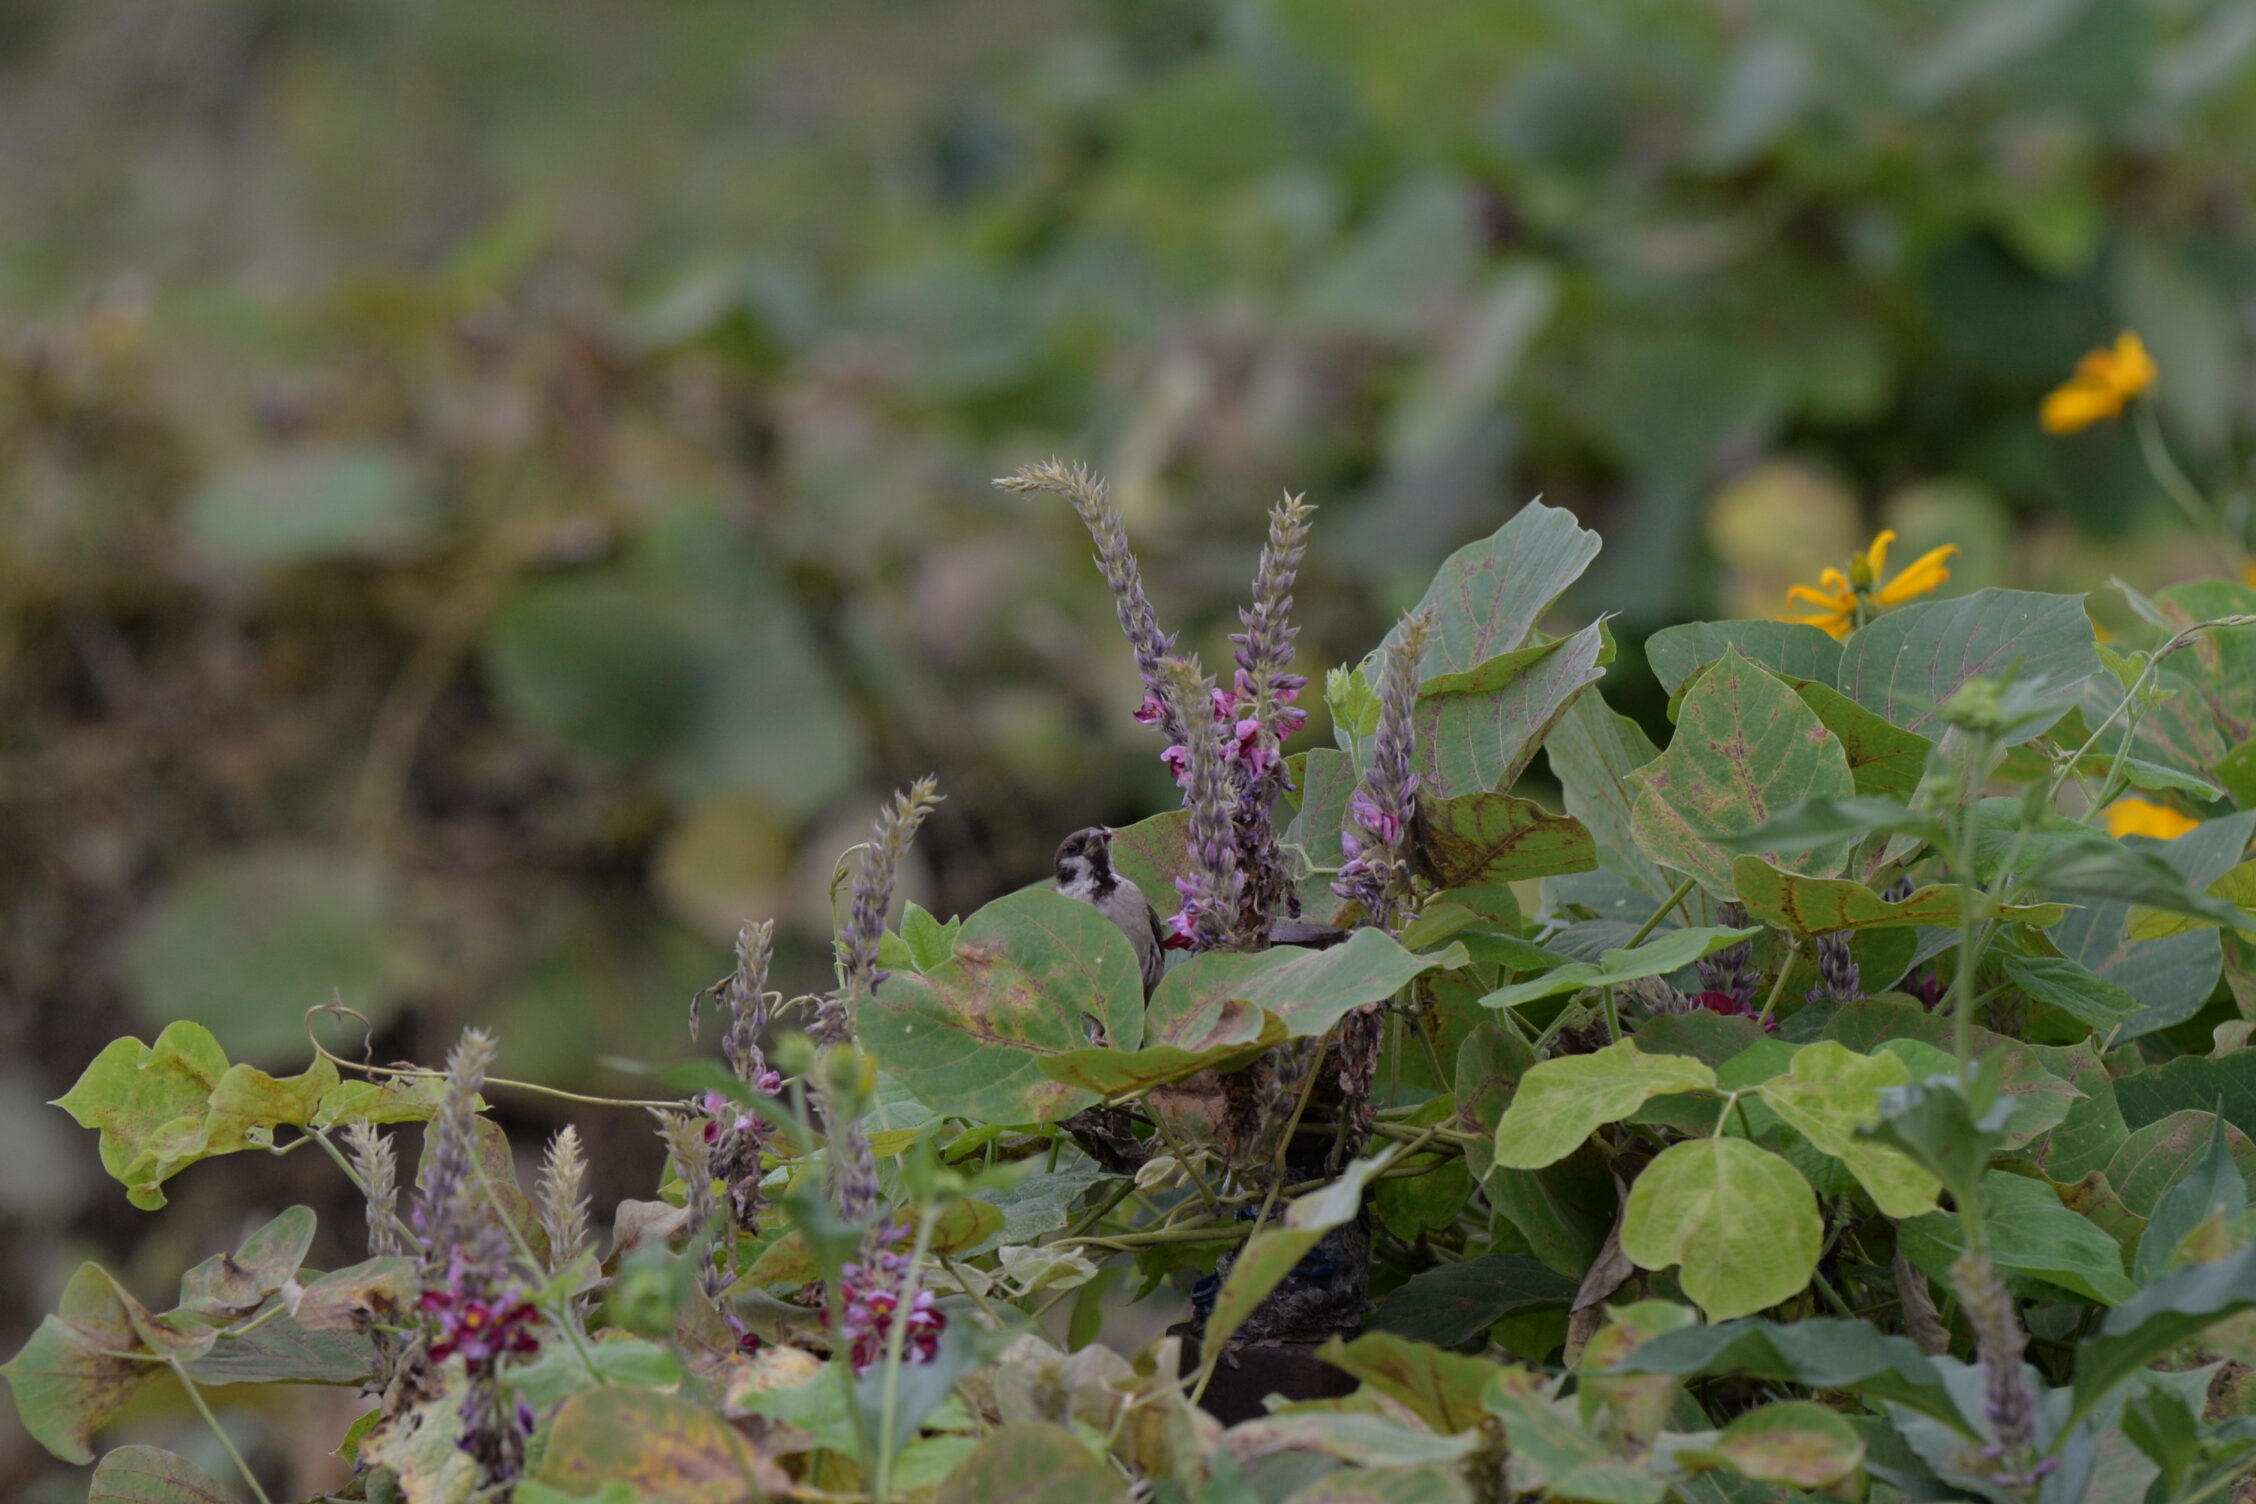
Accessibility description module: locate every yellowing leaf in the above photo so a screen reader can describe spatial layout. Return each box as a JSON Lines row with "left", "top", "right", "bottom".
{"left": 1755, "top": 1042, "right": 1940, "bottom": 1217}
{"left": 1621, "top": 1138, "right": 1821, "bottom": 1320}
{"left": 1629, "top": 648, "right": 1856, "bottom": 899}
{"left": 1731, "top": 855, "right": 2063, "bottom": 935}
{"left": 1492, "top": 1041, "right": 1716, "bottom": 1170}
{"left": 1712, "top": 1400, "right": 1867, "bottom": 1489}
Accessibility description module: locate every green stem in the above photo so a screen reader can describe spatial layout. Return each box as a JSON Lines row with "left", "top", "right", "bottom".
{"left": 1599, "top": 984, "right": 1623, "bottom": 1044}
{"left": 2135, "top": 402, "right": 2242, "bottom": 569}
{"left": 1949, "top": 734, "right": 1994, "bottom": 1080}
{"left": 1147, "top": 1113, "right": 1223, "bottom": 1215}
{"left": 169, "top": 1358, "right": 274, "bottom": 1504}
{"left": 1753, "top": 937, "right": 1802, "bottom": 1031}
{"left": 1627, "top": 876, "right": 1698, "bottom": 947}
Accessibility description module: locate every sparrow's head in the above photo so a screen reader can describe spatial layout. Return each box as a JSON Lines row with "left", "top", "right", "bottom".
{"left": 1054, "top": 826, "right": 1116, "bottom": 893}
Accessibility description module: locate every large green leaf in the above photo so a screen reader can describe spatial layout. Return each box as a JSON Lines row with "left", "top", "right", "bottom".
{"left": 2050, "top": 811, "right": 2256, "bottom": 1041}
{"left": 1629, "top": 649, "right": 1856, "bottom": 898}
{"left": 1795, "top": 682, "right": 1935, "bottom": 798}
{"left": 1104, "top": 810, "right": 1193, "bottom": 924}
{"left": 1413, "top": 623, "right": 1609, "bottom": 799}
{"left": 50, "top": 1024, "right": 401, "bottom": 1210}
{"left": 2027, "top": 1040, "right": 2130, "bottom": 1183}
{"left": 2114, "top": 1053, "right": 2256, "bottom": 1136}
{"left": 2073, "top": 1237, "right": 2256, "bottom": 1421}
{"left": 1645, "top": 621, "right": 1842, "bottom": 699}
{"left": 1492, "top": 1040, "right": 1717, "bottom": 1169}
{"left": 2104, "top": 1111, "right": 2256, "bottom": 1219}
{"left": 2135, "top": 1113, "right": 2247, "bottom": 1283}
{"left": 1897, "top": 1170, "right": 2137, "bottom": 1305}
{"left": 1547, "top": 690, "right": 1673, "bottom": 900}
{"left": 1732, "top": 856, "right": 2061, "bottom": 935}
{"left": 1143, "top": 927, "right": 1460, "bottom": 1043}
{"left": 1608, "top": 1317, "right": 1973, "bottom": 1434}
{"left": 1039, "top": 1010, "right": 1287, "bottom": 1098}
{"left": 930, "top": 1426, "right": 1130, "bottom": 1504}
{"left": 1708, "top": 1401, "right": 1867, "bottom": 1490}
{"left": 1387, "top": 500, "right": 1601, "bottom": 677}
{"left": 1836, "top": 588, "right": 2100, "bottom": 744}
{"left": 1, "top": 1265, "right": 187, "bottom": 1464}
{"left": 1368, "top": 1252, "right": 1579, "bottom": 1348}
{"left": 88, "top": 1445, "right": 241, "bottom": 1504}
{"left": 1319, "top": 1330, "right": 1515, "bottom": 1435}
{"left": 2157, "top": 579, "right": 2256, "bottom": 748}
{"left": 1998, "top": 953, "right": 2139, "bottom": 1033}
{"left": 1754, "top": 1043, "right": 1940, "bottom": 1217}
{"left": 1817, "top": 998, "right": 2080, "bottom": 1146}
{"left": 1620, "top": 1137, "right": 1821, "bottom": 1320}
{"left": 1414, "top": 791, "right": 1596, "bottom": 887}
{"left": 484, "top": 575, "right": 703, "bottom": 762}
{"left": 861, "top": 889, "right": 1146, "bottom": 1125}
{"left": 1484, "top": 1381, "right": 1670, "bottom": 1504}
{"left": 1478, "top": 925, "right": 1761, "bottom": 1012}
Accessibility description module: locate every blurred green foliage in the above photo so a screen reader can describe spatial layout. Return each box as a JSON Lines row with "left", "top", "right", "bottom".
{"left": 9, "top": 0, "right": 2256, "bottom": 1494}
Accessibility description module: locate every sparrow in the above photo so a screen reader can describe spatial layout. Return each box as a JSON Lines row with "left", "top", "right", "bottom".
{"left": 1054, "top": 826, "right": 1168, "bottom": 998}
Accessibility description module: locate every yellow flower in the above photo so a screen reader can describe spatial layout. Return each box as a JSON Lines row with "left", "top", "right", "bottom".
{"left": 1781, "top": 530, "right": 1960, "bottom": 641}
{"left": 2040, "top": 332, "right": 2157, "bottom": 435}
{"left": 2103, "top": 796, "right": 2199, "bottom": 841}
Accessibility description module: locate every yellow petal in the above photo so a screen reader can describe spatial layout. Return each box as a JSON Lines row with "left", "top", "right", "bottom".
{"left": 2109, "top": 331, "right": 2157, "bottom": 397}
{"left": 1862, "top": 529, "right": 1896, "bottom": 579}
{"left": 1872, "top": 544, "right": 1959, "bottom": 606}
{"left": 1817, "top": 566, "right": 1854, "bottom": 596}
{"left": 1785, "top": 582, "right": 1850, "bottom": 609}
{"left": 2041, "top": 380, "right": 2123, "bottom": 435}
{"left": 1780, "top": 610, "right": 1854, "bottom": 641}
{"left": 2102, "top": 797, "right": 2200, "bottom": 841}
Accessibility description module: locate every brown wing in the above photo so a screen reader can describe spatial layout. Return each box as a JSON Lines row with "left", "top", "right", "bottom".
{"left": 1141, "top": 902, "right": 1168, "bottom": 998}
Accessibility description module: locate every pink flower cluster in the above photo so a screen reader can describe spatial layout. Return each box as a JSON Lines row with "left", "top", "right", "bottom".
{"left": 834, "top": 1224, "right": 946, "bottom": 1374}
{"left": 420, "top": 1250, "right": 540, "bottom": 1370}
{"left": 1144, "top": 670, "right": 1307, "bottom": 789}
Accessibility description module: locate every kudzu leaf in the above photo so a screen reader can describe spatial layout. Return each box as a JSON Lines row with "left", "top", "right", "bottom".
{"left": 1491, "top": 1040, "right": 1717, "bottom": 1169}
{"left": 862, "top": 889, "right": 1146, "bottom": 1124}
{"left": 1039, "top": 1009, "right": 1287, "bottom": 1098}
{"left": 1483, "top": 1373, "right": 1669, "bottom": 1504}
{"left": 1732, "top": 856, "right": 2062, "bottom": 935}
{"left": 1710, "top": 1400, "right": 1867, "bottom": 1489}
{"left": 1725, "top": 794, "right": 1940, "bottom": 855}
{"left": 2073, "top": 1237, "right": 2256, "bottom": 1423}
{"left": 933, "top": 1425, "right": 1127, "bottom": 1504}
{"left": 1412, "top": 624, "right": 1610, "bottom": 799}
{"left": 2136, "top": 1112, "right": 2249, "bottom": 1283}
{"left": 1755, "top": 1043, "right": 1940, "bottom": 1217}
{"left": 2155, "top": 579, "right": 2256, "bottom": 748}
{"left": 1320, "top": 1329, "right": 1518, "bottom": 1435}
{"left": 742, "top": 1199, "right": 1001, "bottom": 1288}
{"left": 1548, "top": 690, "right": 1674, "bottom": 901}
{"left": 1145, "top": 928, "right": 1462, "bottom": 1043}
{"left": 2127, "top": 859, "right": 2256, "bottom": 941}
{"left": 1795, "top": 681, "right": 1934, "bottom": 798}
{"left": 1629, "top": 648, "right": 1857, "bottom": 898}
{"left": 1267, "top": 1462, "right": 1477, "bottom": 1503}
{"left": 176, "top": 1205, "right": 316, "bottom": 1320}
{"left": 1368, "top": 1253, "right": 1578, "bottom": 1349}
{"left": 1644, "top": 621, "right": 1842, "bottom": 699}
{"left": 1478, "top": 925, "right": 1761, "bottom": 1012}
{"left": 1836, "top": 588, "right": 2101, "bottom": 745}
{"left": 1999, "top": 953, "right": 2140, "bottom": 1032}
{"left": 1413, "top": 790, "right": 1596, "bottom": 887}
{"left": 1620, "top": 1137, "right": 1821, "bottom": 1320}
{"left": 87, "top": 1444, "right": 240, "bottom": 1504}
{"left": 2105, "top": 1111, "right": 2256, "bottom": 1219}
{"left": 1897, "top": 1171, "right": 2137, "bottom": 1306}
{"left": 1607, "top": 1316, "right": 1974, "bottom": 1435}
{"left": 1386, "top": 500, "right": 1601, "bottom": 679}
{"left": 1, "top": 1264, "right": 211, "bottom": 1464}
{"left": 528, "top": 1386, "right": 776, "bottom": 1504}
